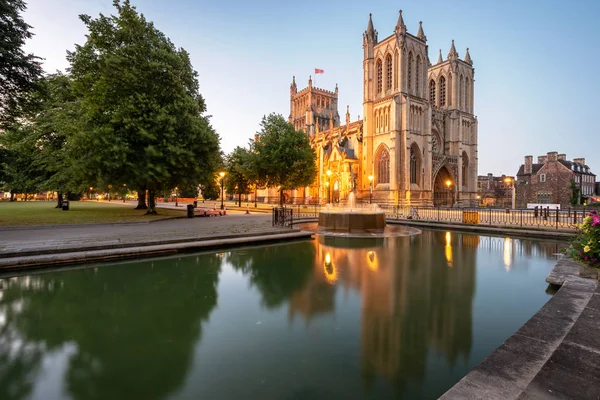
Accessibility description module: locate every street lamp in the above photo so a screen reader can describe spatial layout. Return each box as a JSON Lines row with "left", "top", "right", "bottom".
{"left": 219, "top": 171, "right": 226, "bottom": 210}
{"left": 476, "top": 194, "right": 481, "bottom": 206}
{"left": 368, "top": 175, "right": 374, "bottom": 204}
{"left": 175, "top": 186, "right": 179, "bottom": 207}
{"left": 89, "top": 186, "right": 93, "bottom": 201}
{"left": 445, "top": 180, "right": 452, "bottom": 207}
{"left": 504, "top": 177, "right": 516, "bottom": 209}
{"left": 122, "top": 184, "right": 127, "bottom": 202}
{"left": 325, "top": 181, "right": 330, "bottom": 203}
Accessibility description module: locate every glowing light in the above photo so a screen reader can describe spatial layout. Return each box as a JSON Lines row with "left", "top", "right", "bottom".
{"left": 368, "top": 175, "right": 374, "bottom": 182}
{"left": 333, "top": 181, "right": 339, "bottom": 190}
{"left": 445, "top": 180, "right": 452, "bottom": 188}
{"left": 504, "top": 237, "right": 512, "bottom": 271}
{"left": 323, "top": 252, "right": 337, "bottom": 284}
{"left": 445, "top": 231, "right": 453, "bottom": 267}
{"left": 219, "top": 171, "right": 226, "bottom": 178}
{"left": 326, "top": 170, "right": 332, "bottom": 177}
{"left": 366, "top": 251, "right": 378, "bottom": 271}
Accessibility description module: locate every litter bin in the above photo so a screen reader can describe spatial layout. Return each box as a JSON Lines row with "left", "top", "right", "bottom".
{"left": 187, "top": 204, "right": 194, "bottom": 218}
{"left": 193, "top": 200, "right": 197, "bottom": 208}
{"left": 62, "top": 200, "right": 69, "bottom": 211}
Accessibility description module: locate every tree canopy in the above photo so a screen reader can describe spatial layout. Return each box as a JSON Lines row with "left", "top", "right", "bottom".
{"left": 0, "top": 0, "right": 43, "bottom": 127}
{"left": 252, "top": 113, "right": 317, "bottom": 205}
{"left": 66, "top": 0, "right": 221, "bottom": 213}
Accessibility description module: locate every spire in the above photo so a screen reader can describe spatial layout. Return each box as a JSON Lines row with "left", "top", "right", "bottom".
{"left": 464, "top": 47, "right": 473, "bottom": 65}
{"left": 437, "top": 49, "right": 443, "bottom": 64}
{"left": 448, "top": 39, "right": 458, "bottom": 61}
{"left": 364, "top": 13, "right": 377, "bottom": 43}
{"left": 416, "top": 21, "right": 426, "bottom": 40}
{"left": 346, "top": 105, "right": 350, "bottom": 126}
{"left": 292, "top": 75, "right": 296, "bottom": 85}
{"left": 394, "top": 10, "right": 406, "bottom": 34}
{"left": 308, "top": 75, "right": 312, "bottom": 87}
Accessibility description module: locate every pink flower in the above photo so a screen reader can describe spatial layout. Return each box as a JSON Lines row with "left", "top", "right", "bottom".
{"left": 592, "top": 215, "right": 600, "bottom": 227}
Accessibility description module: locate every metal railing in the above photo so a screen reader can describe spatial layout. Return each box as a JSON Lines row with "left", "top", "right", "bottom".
{"left": 272, "top": 203, "right": 593, "bottom": 230}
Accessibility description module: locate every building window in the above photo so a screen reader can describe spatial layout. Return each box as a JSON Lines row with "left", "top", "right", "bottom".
{"left": 439, "top": 76, "right": 446, "bottom": 107}
{"left": 408, "top": 52, "right": 413, "bottom": 93}
{"left": 432, "top": 133, "right": 440, "bottom": 153}
{"left": 376, "top": 59, "right": 382, "bottom": 94}
{"left": 386, "top": 54, "right": 392, "bottom": 91}
{"left": 462, "top": 151, "right": 469, "bottom": 190}
{"left": 410, "top": 144, "right": 421, "bottom": 185}
{"left": 537, "top": 192, "right": 551, "bottom": 204}
{"left": 459, "top": 75, "right": 464, "bottom": 109}
{"left": 539, "top": 173, "right": 546, "bottom": 183}
{"left": 376, "top": 148, "right": 390, "bottom": 184}
{"left": 416, "top": 55, "right": 421, "bottom": 96}
{"left": 465, "top": 77, "right": 470, "bottom": 111}
{"left": 394, "top": 50, "right": 399, "bottom": 89}
{"left": 429, "top": 79, "right": 436, "bottom": 105}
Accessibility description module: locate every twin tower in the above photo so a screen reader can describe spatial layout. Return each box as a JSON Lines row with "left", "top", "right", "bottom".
{"left": 288, "top": 10, "right": 478, "bottom": 207}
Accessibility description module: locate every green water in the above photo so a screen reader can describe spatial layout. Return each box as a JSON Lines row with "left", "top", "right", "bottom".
{"left": 0, "top": 229, "right": 565, "bottom": 399}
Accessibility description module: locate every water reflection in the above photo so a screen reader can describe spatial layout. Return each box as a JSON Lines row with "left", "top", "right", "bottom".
{"left": 0, "top": 231, "right": 566, "bottom": 400}
{"left": 0, "top": 254, "right": 222, "bottom": 400}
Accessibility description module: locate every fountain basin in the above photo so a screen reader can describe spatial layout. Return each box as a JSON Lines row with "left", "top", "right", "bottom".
{"left": 318, "top": 211, "right": 386, "bottom": 233}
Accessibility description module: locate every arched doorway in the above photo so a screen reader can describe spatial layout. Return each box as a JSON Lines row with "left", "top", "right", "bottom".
{"left": 433, "top": 166, "right": 454, "bottom": 206}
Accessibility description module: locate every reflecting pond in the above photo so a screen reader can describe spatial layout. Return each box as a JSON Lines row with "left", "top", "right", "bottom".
{"left": 0, "top": 230, "right": 565, "bottom": 399}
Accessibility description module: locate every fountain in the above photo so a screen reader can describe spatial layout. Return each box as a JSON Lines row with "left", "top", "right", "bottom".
{"left": 317, "top": 192, "right": 386, "bottom": 233}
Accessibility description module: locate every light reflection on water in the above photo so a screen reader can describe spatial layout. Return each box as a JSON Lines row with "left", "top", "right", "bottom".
{"left": 0, "top": 230, "right": 565, "bottom": 399}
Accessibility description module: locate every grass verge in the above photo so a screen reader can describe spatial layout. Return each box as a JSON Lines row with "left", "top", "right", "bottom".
{"left": 0, "top": 201, "right": 184, "bottom": 226}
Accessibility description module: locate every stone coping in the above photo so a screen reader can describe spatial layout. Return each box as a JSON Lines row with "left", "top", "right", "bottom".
{"left": 441, "top": 257, "right": 600, "bottom": 399}
{"left": 0, "top": 231, "right": 314, "bottom": 274}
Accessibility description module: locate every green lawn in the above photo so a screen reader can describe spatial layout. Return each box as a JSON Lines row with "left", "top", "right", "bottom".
{"left": 0, "top": 201, "right": 185, "bottom": 226}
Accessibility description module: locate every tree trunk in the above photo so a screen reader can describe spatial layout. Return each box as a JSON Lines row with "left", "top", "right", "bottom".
{"left": 279, "top": 189, "right": 284, "bottom": 207}
{"left": 254, "top": 186, "right": 257, "bottom": 207}
{"left": 238, "top": 193, "right": 241, "bottom": 207}
{"left": 55, "top": 192, "right": 63, "bottom": 208}
{"left": 146, "top": 190, "right": 158, "bottom": 215}
{"left": 10, "top": 191, "right": 15, "bottom": 201}
{"left": 135, "top": 190, "right": 147, "bottom": 209}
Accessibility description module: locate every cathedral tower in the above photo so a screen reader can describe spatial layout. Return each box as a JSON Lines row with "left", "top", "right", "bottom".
{"left": 289, "top": 76, "right": 340, "bottom": 135}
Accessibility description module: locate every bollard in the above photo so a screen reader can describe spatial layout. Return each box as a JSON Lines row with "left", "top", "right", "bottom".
{"left": 246, "top": 204, "right": 250, "bottom": 214}
{"left": 223, "top": 206, "right": 226, "bottom": 216}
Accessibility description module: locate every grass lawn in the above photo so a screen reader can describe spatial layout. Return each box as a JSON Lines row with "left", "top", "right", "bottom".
{"left": 0, "top": 201, "right": 185, "bottom": 226}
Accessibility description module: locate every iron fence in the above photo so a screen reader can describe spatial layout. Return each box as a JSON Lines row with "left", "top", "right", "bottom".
{"left": 272, "top": 207, "right": 294, "bottom": 228}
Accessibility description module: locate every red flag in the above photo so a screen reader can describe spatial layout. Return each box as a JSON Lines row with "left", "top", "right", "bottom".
{"left": 314, "top": 68, "right": 324, "bottom": 74}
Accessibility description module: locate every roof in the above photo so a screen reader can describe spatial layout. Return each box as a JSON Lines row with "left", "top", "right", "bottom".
{"left": 517, "top": 161, "right": 595, "bottom": 176}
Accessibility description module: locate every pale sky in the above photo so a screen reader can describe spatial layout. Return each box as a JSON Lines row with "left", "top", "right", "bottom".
{"left": 22, "top": 0, "right": 600, "bottom": 177}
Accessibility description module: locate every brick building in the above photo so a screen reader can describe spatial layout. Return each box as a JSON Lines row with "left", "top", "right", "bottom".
{"left": 477, "top": 173, "right": 514, "bottom": 207}
{"left": 516, "top": 152, "right": 596, "bottom": 208}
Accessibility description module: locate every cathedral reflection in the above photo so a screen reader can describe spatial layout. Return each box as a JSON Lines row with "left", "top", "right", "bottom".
{"left": 286, "top": 231, "right": 480, "bottom": 392}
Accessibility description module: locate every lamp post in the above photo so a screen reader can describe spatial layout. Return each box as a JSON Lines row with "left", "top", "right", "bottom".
{"left": 326, "top": 170, "right": 332, "bottom": 204}
{"left": 445, "top": 180, "right": 452, "bottom": 207}
{"left": 476, "top": 194, "right": 481, "bottom": 206}
{"left": 368, "top": 175, "right": 374, "bottom": 204}
{"left": 122, "top": 184, "right": 127, "bottom": 202}
{"left": 89, "top": 186, "right": 93, "bottom": 201}
{"left": 107, "top": 184, "right": 112, "bottom": 201}
{"left": 504, "top": 177, "right": 516, "bottom": 209}
{"left": 219, "top": 171, "right": 226, "bottom": 210}
{"left": 175, "top": 186, "right": 178, "bottom": 207}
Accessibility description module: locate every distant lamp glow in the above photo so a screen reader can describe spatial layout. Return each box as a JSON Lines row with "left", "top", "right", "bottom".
{"left": 366, "top": 251, "right": 378, "bottom": 271}
{"left": 326, "top": 170, "right": 332, "bottom": 177}
{"left": 504, "top": 237, "right": 512, "bottom": 271}
{"left": 323, "top": 252, "right": 337, "bottom": 284}
{"left": 445, "top": 231, "right": 453, "bottom": 267}
{"left": 445, "top": 180, "right": 451, "bottom": 188}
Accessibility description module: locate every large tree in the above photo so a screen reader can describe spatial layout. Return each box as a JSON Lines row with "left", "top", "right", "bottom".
{"left": 66, "top": 0, "right": 221, "bottom": 214}
{"left": 224, "top": 146, "right": 253, "bottom": 207}
{"left": 253, "top": 113, "right": 317, "bottom": 205}
{"left": 0, "top": 0, "right": 43, "bottom": 127}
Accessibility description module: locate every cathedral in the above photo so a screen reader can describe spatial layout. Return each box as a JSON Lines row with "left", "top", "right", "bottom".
{"left": 287, "top": 10, "right": 478, "bottom": 207}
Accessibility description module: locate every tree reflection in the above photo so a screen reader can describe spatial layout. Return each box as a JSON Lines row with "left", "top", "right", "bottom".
{"left": 0, "top": 253, "right": 222, "bottom": 400}
{"left": 226, "top": 242, "right": 315, "bottom": 309}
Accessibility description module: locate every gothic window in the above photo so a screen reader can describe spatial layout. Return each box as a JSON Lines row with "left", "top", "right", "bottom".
{"left": 429, "top": 79, "right": 436, "bottom": 105}
{"left": 448, "top": 73, "right": 453, "bottom": 106}
{"left": 462, "top": 151, "right": 469, "bottom": 189}
{"left": 416, "top": 55, "right": 422, "bottom": 96}
{"left": 459, "top": 75, "right": 464, "bottom": 110}
{"left": 439, "top": 76, "right": 446, "bottom": 107}
{"left": 408, "top": 52, "right": 413, "bottom": 93}
{"left": 432, "top": 133, "right": 440, "bottom": 153}
{"left": 376, "top": 147, "right": 390, "bottom": 184}
{"left": 410, "top": 144, "right": 421, "bottom": 184}
{"left": 386, "top": 54, "right": 392, "bottom": 90}
{"left": 394, "top": 50, "right": 399, "bottom": 89}
{"left": 465, "top": 77, "right": 470, "bottom": 111}
{"left": 377, "top": 59, "right": 383, "bottom": 94}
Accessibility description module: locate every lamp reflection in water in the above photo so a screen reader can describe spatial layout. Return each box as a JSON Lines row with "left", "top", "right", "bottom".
{"left": 445, "top": 231, "right": 453, "bottom": 267}
{"left": 504, "top": 237, "right": 512, "bottom": 271}
{"left": 366, "top": 251, "right": 378, "bottom": 271}
{"left": 323, "top": 252, "right": 337, "bottom": 284}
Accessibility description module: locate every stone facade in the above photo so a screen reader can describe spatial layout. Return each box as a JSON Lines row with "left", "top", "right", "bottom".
{"left": 284, "top": 10, "right": 478, "bottom": 207}
{"left": 516, "top": 152, "right": 596, "bottom": 208}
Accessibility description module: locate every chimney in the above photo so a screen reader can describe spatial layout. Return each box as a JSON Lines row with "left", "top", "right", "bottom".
{"left": 524, "top": 155, "right": 532, "bottom": 174}
{"left": 487, "top": 173, "right": 493, "bottom": 178}
{"left": 573, "top": 158, "right": 585, "bottom": 166}
{"left": 538, "top": 155, "right": 547, "bottom": 164}
{"left": 547, "top": 151, "right": 558, "bottom": 162}
{"left": 558, "top": 154, "right": 566, "bottom": 161}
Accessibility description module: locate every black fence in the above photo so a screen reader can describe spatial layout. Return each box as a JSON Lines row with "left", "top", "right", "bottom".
{"left": 271, "top": 204, "right": 591, "bottom": 230}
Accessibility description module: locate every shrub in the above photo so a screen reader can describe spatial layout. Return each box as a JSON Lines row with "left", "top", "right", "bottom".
{"left": 569, "top": 210, "right": 600, "bottom": 268}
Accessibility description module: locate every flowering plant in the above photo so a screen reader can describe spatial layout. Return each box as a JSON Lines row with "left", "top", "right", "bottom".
{"left": 569, "top": 210, "right": 600, "bottom": 268}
